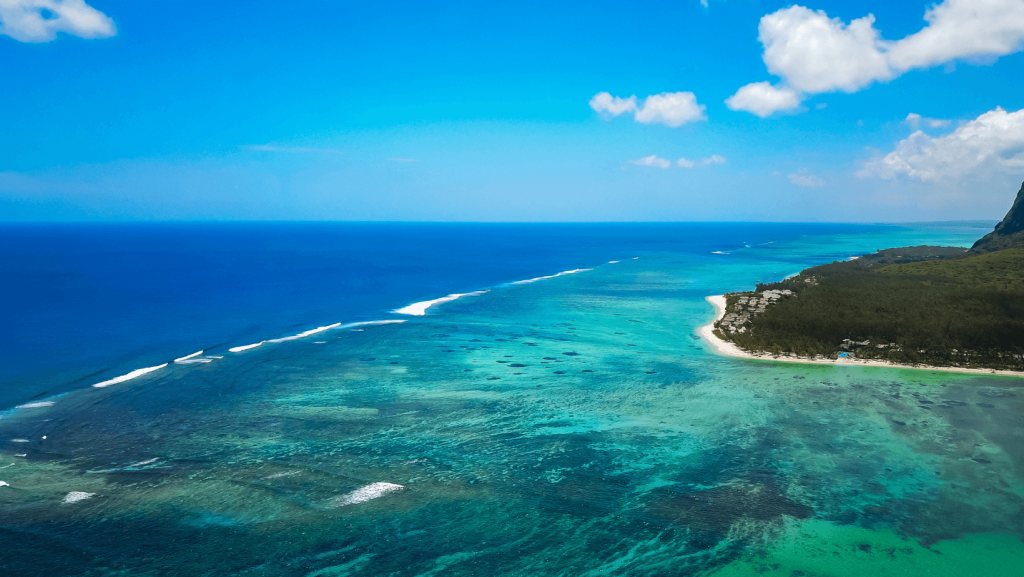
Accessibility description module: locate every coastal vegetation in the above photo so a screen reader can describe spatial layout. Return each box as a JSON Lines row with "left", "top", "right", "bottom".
{"left": 713, "top": 181, "right": 1024, "bottom": 372}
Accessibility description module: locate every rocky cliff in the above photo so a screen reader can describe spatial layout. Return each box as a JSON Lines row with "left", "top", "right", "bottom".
{"left": 972, "top": 180, "right": 1024, "bottom": 253}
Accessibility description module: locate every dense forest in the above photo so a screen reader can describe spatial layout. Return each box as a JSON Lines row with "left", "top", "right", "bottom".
{"left": 714, "top": 248, "right": 1024, "bottom": 371}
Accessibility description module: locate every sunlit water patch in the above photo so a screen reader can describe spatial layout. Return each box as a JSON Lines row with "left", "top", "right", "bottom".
{"left": 1, "top": 223, "right": 1021, "bottom": 576}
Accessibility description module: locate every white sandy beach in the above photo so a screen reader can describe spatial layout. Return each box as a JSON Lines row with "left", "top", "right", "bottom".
{"left": 698, "top": 295, "right": 1024, "bottom": 378}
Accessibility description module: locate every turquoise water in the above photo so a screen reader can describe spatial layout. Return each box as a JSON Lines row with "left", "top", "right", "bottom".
{"left": 2, "top": 223, "right": 1022, "bottom": 576}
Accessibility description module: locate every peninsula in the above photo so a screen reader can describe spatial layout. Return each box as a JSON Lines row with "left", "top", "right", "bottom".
{"left": 701, "top": 181, "right": 1024, "bottom": 375}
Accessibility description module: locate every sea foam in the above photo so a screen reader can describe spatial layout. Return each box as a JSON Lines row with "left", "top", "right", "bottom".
{"left": 508, "top": 268, "right": 591, "bottom": 285}
{"left": 342, "top": 320, "right": 406, "bottom": 329}
{"left": 234, "top": 319, "right": 405, "bottom": 352}
{"left": 328, "top": 482, "right": 404, "bottom": 508}
{"left": 15, "top": 401, "right": 54, "bottom": 409}
{"left": 394, "top": 291, "right": 488, "bottom": 316}
{"left": 229, "top": 341, "right": 265, "bottom": 353}
{"left": 174, "top": 350, "right": 204, "bottom": 362}
{"left": 267, "top": 322, "right": 343, "bottom": 343}
{"left": 92, "top": 364, "right": 168, "bottom": 388}
{"left": 62, "top": 491, "right": 95, "bottom": 504}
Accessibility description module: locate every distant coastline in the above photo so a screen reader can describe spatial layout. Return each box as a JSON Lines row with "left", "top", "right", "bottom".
{"left": 698, "top": 295, "right": 1024, "bottom": 378}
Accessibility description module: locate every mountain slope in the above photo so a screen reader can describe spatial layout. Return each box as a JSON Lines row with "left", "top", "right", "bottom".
{"left": 972, "top": 180, "right": 1024, "bottom": 253}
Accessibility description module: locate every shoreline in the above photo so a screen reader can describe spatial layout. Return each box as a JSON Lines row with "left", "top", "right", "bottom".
{"left": 697, "top": 295, "right": 1024, "bottom": 378}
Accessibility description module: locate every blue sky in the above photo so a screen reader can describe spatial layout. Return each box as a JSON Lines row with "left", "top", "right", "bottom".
{"left": 1, "top": 0, "right": 1023, "bottom": 222}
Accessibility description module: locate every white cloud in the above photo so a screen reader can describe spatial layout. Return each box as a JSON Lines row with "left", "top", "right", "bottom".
{"left": 670, "top": 155, "right": 727, "bottom": 168}
{"left": 591, "top": 91, "right": 706, "bottom": 127}
{"left": 728, "top": 0, "right": 1024, "bottom": 116}
{"left": 788, "top": 169, "right": 826, "bottom": 187}
{"left": 724, "top": 82, "right": 801, "bottom": 117}
{"left": 630, "top": 155, "right": 671, "bottom": 169}
{"left": 859, "top": 106, "right": 1024, "bottom": 181}
{"left": 905, "top": 112, "right": 950, "bottom": 129}
{"left": 589, "top": 92, "right": 638, "bottom": 116}
{"left": 760, "top": 6, "right": 892, "bottom": 94}
{"left": 887, "top": 0, "right": 1024, "bottom": 72}
{"left": 629, "top": 154, "right": 724, "bottom": 169}
{"left": 634, "top": 92, "right": 706, "bottom": 127}
{"left": 0, "top": 0, "right": 115, "bottom": 42}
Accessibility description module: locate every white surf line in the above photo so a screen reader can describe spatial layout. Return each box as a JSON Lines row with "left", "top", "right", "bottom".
{"left": 267, "top": 322, "right": 343, "bottom": 343}
{"left": 231, "top": 320, "right": 406, "bottom": 353}
{"left": 62, "top": 491, "right": 95, "bottom": 504}
{"left": 15, "top": 401, "right": 54, "bottom": 409}
{"left": 129, "top": 457, "right": 159, "bottom": 467}
{"left": 264, "top": 470, "right": 301, "bottom": 479}
{"left": 394, "top": 291, "right": 489, "bottom": 316}
{"left": 507, "top": 268, "right": 592, "bottom": 285}
{"left": 395, "top": 265, "right": 608, "bottom": 316}
{"left": 229, "top": 341, "right": 265, "bottom": 353}
{"left": 327, "top": 482, "right": 404, "bottom": 508}
{"left": 174, "top": 350, "right": 205, "bottom": 363}
{"left": 608, "top": 260, "right": 619, "bottom": 264}
{"left": 342, "top": 320, "right": 406, "bottom": 328}
{"left": 92, "top": 364, "right": 168, "bottom": 388}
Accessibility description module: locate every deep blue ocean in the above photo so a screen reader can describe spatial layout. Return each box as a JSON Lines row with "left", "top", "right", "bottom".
{"left": 3, "top": 222, "right": 1022, "bottom": 577}
{"left": 2, "top": 222, "right": 888, "bottom": 409}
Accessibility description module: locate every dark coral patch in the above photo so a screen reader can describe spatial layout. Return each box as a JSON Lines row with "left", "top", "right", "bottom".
{"left": 646, "top": 481, "right": 813, "bottom": 540}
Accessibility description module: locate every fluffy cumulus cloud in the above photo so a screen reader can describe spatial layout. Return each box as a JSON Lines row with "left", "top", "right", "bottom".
{"left": 724, "top": 82, "right": 801, "bottom": 118}
{"left": 591, "top": 91, "right": 706, "bottom": 127}
{"left": 728, "top": 0, "right": 1024, "bottom": 116}
{"left": 588, "top": 93, "right": 638, "bottom": 116}
{"left": 788, "top": 169, "right": 826, "bottom": 187}
{"left": 629, "top": 155, "right": 671, "bottom": 169}
{"left": 760, "top": 7, "right": 892, "bottom": 94}
{"left": 888, "top": 0, "right": 1024, "bottom": 71}
{"left": 859, "top": 107, "right": 1024, "bottom": 181}
{"left": 0, "top": 0, "right": 115, "bottom": 42}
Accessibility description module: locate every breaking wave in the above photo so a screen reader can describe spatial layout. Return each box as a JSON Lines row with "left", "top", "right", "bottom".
{"left": 92, "top": 364, "right": 168, "bottom": 388}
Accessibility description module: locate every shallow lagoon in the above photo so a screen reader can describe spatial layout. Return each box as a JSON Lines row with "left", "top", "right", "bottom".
{"left": 2, "top": 223, "right": 1022, "bottom": 576}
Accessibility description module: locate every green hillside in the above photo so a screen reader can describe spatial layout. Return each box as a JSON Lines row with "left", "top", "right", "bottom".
{"left": 878, "top": 248, "right": 1024, "bottom": 290}
{"left": 715, "top": 248, "right": 1024, "bottom": 371}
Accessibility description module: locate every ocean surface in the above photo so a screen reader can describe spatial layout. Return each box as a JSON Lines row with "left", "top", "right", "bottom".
{"left": 2, "top": 222, "right": 1022, "bottom": 576}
